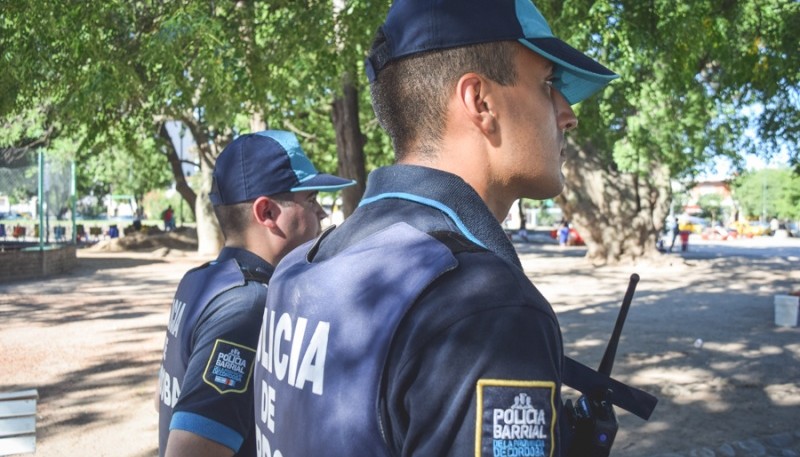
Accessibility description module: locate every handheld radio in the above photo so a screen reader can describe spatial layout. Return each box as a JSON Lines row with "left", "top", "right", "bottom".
{"left": 564, "top": 273, "right": 650, "bottom": 457}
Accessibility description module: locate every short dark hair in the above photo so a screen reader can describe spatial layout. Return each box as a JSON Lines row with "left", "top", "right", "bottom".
{"left": 369, "top": 40, "right": 519, "bottom": 161}
{"left": 213, "top": 201, "right": 254, "bottom": 239}
{"left": 269, "top": 192, "right": 295, "bottom": 207}
{"left": 213, "top": 193, "right": 298, "bottom": 240}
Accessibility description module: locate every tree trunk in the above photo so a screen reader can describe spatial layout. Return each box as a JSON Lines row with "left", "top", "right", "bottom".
{"left": 184, "top": 120, "right": 225, "bottom": 256}
{"left": 331, "top": 72, "right": 367, "bottom": 218}
{"left": 556, "top": 139, "right": 672, "bottom": 265}
{"left": 158, "top": 122, "right": 197, "bottom": 215}
{"left": 249, "top": 111, "right": 267, "bottom": 132}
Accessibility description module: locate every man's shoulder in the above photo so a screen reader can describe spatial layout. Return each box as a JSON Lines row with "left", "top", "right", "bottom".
{"left": 314, "top": 200, "right": 456, "bottom": 261}
{"left": 182, "top": 264, "right": 266, "bottom": 330}
{"left": 449, "top": 247, "right": 531, "bottom": 287}
{"left": 207, "top": 280, "right": 267, "bottom": 314}
{"left": 388, "top": 242, "right": 557, "bottom": 370}
{"left": 189, "top": 281, "right": 265, "bottom": 352}
{"left": 417, "top": 245, "right": 553, "bottom": 321}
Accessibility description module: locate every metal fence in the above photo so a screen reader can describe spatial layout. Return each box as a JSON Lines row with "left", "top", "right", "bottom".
{"left": 0, "top": 153, "right": 76, "bottom": 247}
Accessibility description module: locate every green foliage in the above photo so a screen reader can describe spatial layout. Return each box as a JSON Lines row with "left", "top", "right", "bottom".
{"left": 142, "top": 188, "right": 195, "bottom": 224}
{"left": 3, "top": 0, "right": 796, "bottom": 239}
{"left": 543, "top": 0, "right": 800, "bottom": 177}
{"left": 1, "top": 0, "right": 392, "bottom": 190}
{"left": 696, "top": 193, "right": 724, "bottom": 222}
{"left": 732, "top": 168, "right": 800, "bottom": 220}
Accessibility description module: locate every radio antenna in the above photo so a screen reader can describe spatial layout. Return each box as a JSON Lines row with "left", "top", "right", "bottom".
{"left": 598, "top": 273, "right": 640, "bottom": 376}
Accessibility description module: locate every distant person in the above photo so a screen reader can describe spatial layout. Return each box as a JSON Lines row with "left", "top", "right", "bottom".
{"left": 668, "top": 217, "right": 679, "bottom": 252}
{"left": 679, "top": 229, "right": 690, "bottom": 252}
{"left": 156, "top": 131, "right": 354, "bottom": 457}
{"left": 770, "top": 218, "right": 779, "bottom": 234}
{"left": 162, "top": 205, "right": 175, "bottom": 232}
{"left": 558, "top": 221, "right": 570, "bottom": 247}
{"left": 253, "top": 0, "right": 621, "bottom": 455}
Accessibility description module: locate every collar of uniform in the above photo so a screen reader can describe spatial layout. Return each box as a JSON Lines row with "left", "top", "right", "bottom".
{"left": 216, "top": 247, "right": 276, "bottom": 281}
{"left": 360, "top": 164, "right": 521, "bottom": 269}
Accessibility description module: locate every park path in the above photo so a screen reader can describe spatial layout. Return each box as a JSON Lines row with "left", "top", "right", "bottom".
{"left": 519, "top": 238, "right": 800, "bottom": 456}
{"left": 1, "top": 237, "right": 799, "bottom": 456}
{"left": 1, "top": 250, "right": 211, "bottom": 457}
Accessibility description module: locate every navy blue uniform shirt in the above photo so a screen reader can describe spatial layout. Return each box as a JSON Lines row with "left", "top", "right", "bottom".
{"left": 256, "top": 164, "right": 564, "bottom": 457}
{"left": 158, "top": 247, "right": 273, "bottom": 457}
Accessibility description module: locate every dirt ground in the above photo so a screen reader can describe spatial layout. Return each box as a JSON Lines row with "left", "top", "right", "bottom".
{"left": 1, "top": 232, "right": 799, "bottom": 456}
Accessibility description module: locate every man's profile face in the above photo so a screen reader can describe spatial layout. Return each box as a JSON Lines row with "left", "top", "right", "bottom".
{"left": 274, "top": 190, "right": 327, "bottom": 254}
{"left": 490, "top": 47, "right": 578, "bottom": 201}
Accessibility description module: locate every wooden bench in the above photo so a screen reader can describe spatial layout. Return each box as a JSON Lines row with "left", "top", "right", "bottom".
{"left": 0, "top": 389, "right": 38, "bottom": 456}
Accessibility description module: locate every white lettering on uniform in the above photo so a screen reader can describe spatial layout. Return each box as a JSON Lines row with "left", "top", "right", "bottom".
{"left": 257, "top": 309, "right": 330, "bottom": 396}
{"left": 256, "top": 430, "right": 283, "bottom": 457}
{"left": 493, "top": 406, "right": 547, "bottom": 439}
{"left": 296, "top": 321, "right": 329, "bottom": 395}
{"left": 256, "top": 309, "right": 268, "bottom": 367}
{"left": 273, "top": 313, "right": 292, "bottom": 381}
{"left": 259, "top": 380, "right": 276, "bottom": 433}
{"left": 167, "top": 299, "right": 186, "bottom": 337}
{"left": 287, "top": 318, "right": 308, "bottom": 386}
{"left": 159, "top": 368, "right": 181, "bottom": 408}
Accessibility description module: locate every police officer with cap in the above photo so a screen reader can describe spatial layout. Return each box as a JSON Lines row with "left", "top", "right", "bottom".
{"left": 254, "top": 0, "right": 618, "bottom": 455}
{"left": 156, "top": 130, "right": 354, "bottom": 457}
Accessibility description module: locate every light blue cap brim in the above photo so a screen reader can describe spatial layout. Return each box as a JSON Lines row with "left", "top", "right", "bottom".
{"left": 291, "top": 174, "right": 357, "bottom": 193}
{"left": 519, "top": 38, "right": 619, "bottom": 105}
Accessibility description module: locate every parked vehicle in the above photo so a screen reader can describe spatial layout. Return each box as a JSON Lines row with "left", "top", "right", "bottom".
{"left": 732, "top": 220, "right": 773, "bottom": 237}
{"left": 678, "top": 216, "right": 708, "bottom": 234}
{"left": 0, "top": 212, "right": 25, "bottom": 221}
{"left": 549, "top": 226, "right": 585, "bottom": 246}
{"left": 701, "top": 226, "right": 738, "bottom": 241}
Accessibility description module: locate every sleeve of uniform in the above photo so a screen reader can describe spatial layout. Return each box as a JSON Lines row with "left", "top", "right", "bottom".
{"left": 382, "top": 254, "right": 564, "bottom": 457}
{"left": 170, "top": 283, "right": 266, "bottom": 452}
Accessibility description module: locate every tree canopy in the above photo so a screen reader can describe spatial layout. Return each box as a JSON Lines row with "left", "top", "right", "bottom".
{"left": 732, "top": 167, "right": 800, "bottom": 221}
{"left": 1, "top": 0, "right": 390, "bottom": 252}
{"left": 547, "top": 0, "right": 799, "bottom": 262}
{"left": 2, "top": 0, "right": 798, "bottom": 260}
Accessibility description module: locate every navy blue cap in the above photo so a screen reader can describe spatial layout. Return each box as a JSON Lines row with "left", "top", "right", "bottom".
{"left": 209, "top": 130, "right": 356, "bottom": 206}
{"left": 366, "top": 0, "right": 618, "bottom": 104}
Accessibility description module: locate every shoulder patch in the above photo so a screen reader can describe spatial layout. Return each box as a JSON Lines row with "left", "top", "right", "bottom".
{"left": 203, "top": 339, "right": 256, "bottom": 394}
{"left": 475, "top": 379, "right": 556, "bottom": 457}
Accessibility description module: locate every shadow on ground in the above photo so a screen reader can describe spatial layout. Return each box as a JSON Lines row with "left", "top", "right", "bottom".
{"left": 512, "top": 240, "right": 800, "bottom": 456}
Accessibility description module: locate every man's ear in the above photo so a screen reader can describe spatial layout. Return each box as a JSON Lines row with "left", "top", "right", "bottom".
{"left": 458, "top": 74, "right": 496, "bottom": 135}
{"left": 253, "top": 196, "right": 280, "bottom": 228}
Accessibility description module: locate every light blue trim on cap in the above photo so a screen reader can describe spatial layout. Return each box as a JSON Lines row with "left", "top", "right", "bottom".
{"left": 291, "top": 180, "right": 357, "bottom": 193}
{"left": 170, "top": 411, "right": 243, "bottom": 452}
{"left": 518, "top": 39, "right": 618, "bottom": 104}
{"left": 359, "top": 192, "right": 488, "bottom": 249}
{"left": 255, "top": 130, "right": 319, "bottom": 184}
{"left": 514, "top": 0, "right": 617, "bottom": 104}
{"left": 515, "top": 0, "right": 553, "bottom": 39}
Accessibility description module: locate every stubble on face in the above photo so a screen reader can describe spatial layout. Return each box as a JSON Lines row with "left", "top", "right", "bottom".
{"left": 494, "top": 49, "right": 571, "bottom": 202}
{"left": 275, "top": 191, "right": 324, "bottom": 252}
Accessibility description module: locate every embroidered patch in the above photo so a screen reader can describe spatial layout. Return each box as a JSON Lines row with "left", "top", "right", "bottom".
{"left": 475, "top": 379, "right": 556, "bottom": 457}
{"left": 203, "top": 339, "right": 256, "bottom": 394}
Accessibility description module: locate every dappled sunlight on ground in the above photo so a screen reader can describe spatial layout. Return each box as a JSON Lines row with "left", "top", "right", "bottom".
{"left": 0, "top": 236, "right": 798, "bottom": 456}
{"left": 521, "top": 237, "right": 800, "bottom": 455}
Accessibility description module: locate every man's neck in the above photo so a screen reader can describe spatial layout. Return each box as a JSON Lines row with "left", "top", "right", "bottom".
{"left": 399, "top": 144, "right": 510, "bottom": 222}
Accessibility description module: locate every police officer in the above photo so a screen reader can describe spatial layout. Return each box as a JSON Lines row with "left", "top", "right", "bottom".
{"left": 156, "top": 130, "right": 354, "bottom": 457}
{"left": 253, "top": 0, "right": 618, "bottom": 456}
